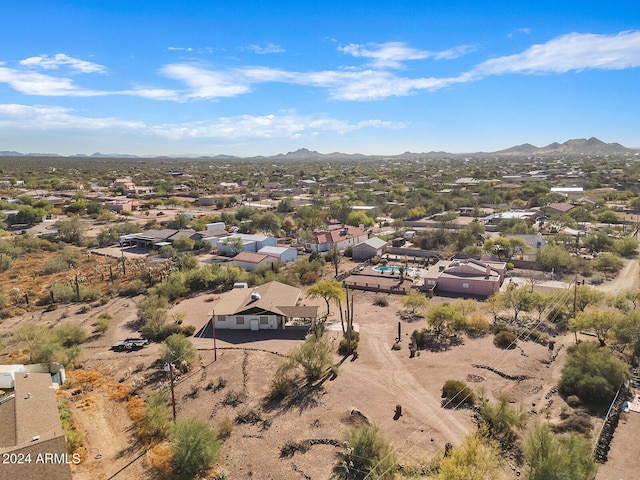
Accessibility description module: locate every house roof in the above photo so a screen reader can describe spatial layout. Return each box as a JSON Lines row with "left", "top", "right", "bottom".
{"left": 210, "top": 281, "right": 302, "bottom": 317}
{"left": 0, "top": 373, "right": 65, "bottom": 453}
{"left": 356, "top": 237, "right": 387, "bottom": 249}
{"left": 546, "top": 202, "right": 575, "bottom": 213}
{"left": 440, "top": 259, "right": 501, "bottom": 279}
{"left": 232, "top": 252, "right": 270, "bottom": 264}
{"left": 258, "top": 246, "right": 292, "bottom": 256}
{"left": 313, "top": 225, "right": 368, "bottom": 245}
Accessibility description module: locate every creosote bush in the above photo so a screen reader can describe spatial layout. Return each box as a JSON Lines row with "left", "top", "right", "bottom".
{"left": 442, "top": 379, "right": 476, "bottom": 407}
{"left": 493, "top": 330, "right": 517, "bottom": 349}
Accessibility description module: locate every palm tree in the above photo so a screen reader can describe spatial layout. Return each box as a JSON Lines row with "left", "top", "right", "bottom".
{"left": 306, "top": 279, "right": 345, "bottom": 316}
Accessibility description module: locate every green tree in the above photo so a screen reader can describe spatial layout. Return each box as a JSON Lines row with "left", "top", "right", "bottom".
{"left": 571, "top": 285, "right": 605, "bottom": 314}
{"left": 426, "top": 304, "right": 466, "bottom": 337}
{"left": 161, "top": 334, "right": 197, "bottom": 373}
{"left": 611, "top": 236, "right": 639, "bottom": 257}
{"left": 342, "top": 425, "right": 397, "bottom": 480}
{"left": 524, "top": 423, "right": 597, "bottom": 480}
{"left": 172, "top": 236, "right": 195, "bottom": 252}
{"left": 401, "top": 291, "right": 429, "bottom": 314}
{"left": 436, "top": 434, "right": 503, "bottom": 480}
{"left": 537, "top": 244, "right": 575, "bottom": 273}
{"left": 583, "top": 230, "right": 613, "bottom": 252}
{"left": 14, "top": 323, "right": 51, "bottom": 363}
{"left": 569, "top": 309, "right": 620, "bottom": 347}
{"left": 483, "top": 237, "right": 528, "bottom": 261}
{"left": 559, "top": 341, "right": 630, "bottom": 405}
{"left": 498, "top": 285, "right": 533, "bottom": 322}
{"left": 346, "top": 211, "right": 375, "bottom": 228}
{"left": 306, "top": 279, "right": 345, "bottom": 316}
{"left": 253, "top": 211, "right": 283, "bottom": 236}
{"left": 54, "top": 216, "right": 85, "bottom": 245}
{"left": 141, "top": 390, "right": 171, "bottom": 440}
{"left": 169, "top": 418, "right": 221, "bottom": 479}
{"left": 592, "top": 252, "right": 623, "bottom": 274}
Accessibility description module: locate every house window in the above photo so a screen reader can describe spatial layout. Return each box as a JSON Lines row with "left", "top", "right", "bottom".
{"left": 462, "top": 283, "right": 470, "bottom": 289}
{"left": 260, "top": 316, "right": 269, "bottom": 325}
{"left": 236, "top": 316, "right": 245, "bottom": 325}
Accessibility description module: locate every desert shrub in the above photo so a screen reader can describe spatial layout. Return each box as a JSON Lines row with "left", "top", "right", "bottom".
{"left": 442, "top": 379, "right": 476, "bottom": 407}
{"left": 54, "top": 323, "right": 87, "bottom": 347}
{"left": 551, "top": 412, "right": 592, "bottom": 436}
{"left": 148, "top": 442, "right": 174, "bottom": 479}
{"left": 116, "top": 279, "right": 148, "bottom": 297}
{"left": 566, "top": 395, "right": 581, "bottom": 407}
{"left": 493, "top": 330, "right": 517, "bottom": 349}
{"left": 43, "top": 257, "right": 69, "bottom": 274}
{"left": 235, "top": 408, "right": 262, "bottom": 425}
{"left": 93, "top": 314, "right": 111, "bottom": 334}
{"left": 342, "top": 425, "right": 397, "bottom": 480}
{"left": 141, "top": 391, "right": 172, "bottom": 440}
{"left": 442, "top": 380, "right": 476, "bottom": 406}
{"left": 110, "top": 384, "right": 133, "bottom": 402}
{"left": 222, "top": 390, "right": 246, "bottom": 407}
{"left": 338, "top": 337, "right": 359, "bottom": 355}
{"left": 373, "top": 296, "right": 388, "bottom": 307}
{"left": 559, "top": 341, "right": 630, "bottom": 405}
{"left": 411, "top": 329, "right": 428, "bottom": 349}
{"left": 58, "top": 401, "right": 84, "bottom": 453}
{"left": 268, "top": 373, "right": 295, "bottom": 401}
{"left": 465, "top": 315, "right": 490, "bottom": 337}
{"left": 170, "top": 419, "right": 221, "bottom": 478}
{"left": 217, "top": 417, "right": 234, "bottom": 440}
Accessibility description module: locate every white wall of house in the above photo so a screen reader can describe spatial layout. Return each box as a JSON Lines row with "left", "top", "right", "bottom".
{"left": 214, "top": 314, "right": 278, "bottom": 330}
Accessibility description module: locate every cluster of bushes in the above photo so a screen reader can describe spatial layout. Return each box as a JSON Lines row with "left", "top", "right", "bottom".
{"left": 14, "top": 322, "right": 87, "bottom": 366}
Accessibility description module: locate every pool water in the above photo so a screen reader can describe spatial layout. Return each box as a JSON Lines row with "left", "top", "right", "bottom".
{"left": 372, "top": 265, "right": 415, "bottom": 274}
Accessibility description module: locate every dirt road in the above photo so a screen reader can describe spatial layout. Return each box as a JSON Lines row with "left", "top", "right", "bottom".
{"left": 593, "top": 256, "right": 640, "bottom": 295}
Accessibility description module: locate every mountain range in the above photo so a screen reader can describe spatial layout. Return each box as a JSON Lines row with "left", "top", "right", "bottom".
{"left": 1, "top": 137, "right": 637, "bottom": 160}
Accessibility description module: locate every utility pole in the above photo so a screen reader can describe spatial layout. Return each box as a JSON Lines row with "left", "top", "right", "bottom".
{"left": 164, "top": 361, "right": 177, "bottom": 422}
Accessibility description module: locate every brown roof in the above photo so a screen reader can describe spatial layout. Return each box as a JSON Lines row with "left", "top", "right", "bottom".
{"left": 210, "top": 281, "right": 302, "bottom": 317}
{"left": 314, "top": 225, "right": 368, "bottom": 244}
{"left": 232, "top": 251, "right": 270, "bottom": 264}
{"left": 0, "top": 373, "right": 72, "bottom": 479}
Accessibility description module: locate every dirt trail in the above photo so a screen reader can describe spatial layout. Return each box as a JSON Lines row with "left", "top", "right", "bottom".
{"left": 593, "top": 255, "right": 640, "bottom": 295}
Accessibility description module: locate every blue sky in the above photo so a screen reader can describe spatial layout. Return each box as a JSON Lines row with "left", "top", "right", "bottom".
{"left": 1, "top": 1, "right": 639, "bottom": 156}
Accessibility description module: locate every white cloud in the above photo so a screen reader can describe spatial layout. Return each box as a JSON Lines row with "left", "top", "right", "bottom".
{"left": 0, "top": 66, "right": 106, "bottom": 96}
{"left": 168, "top": 47, "right": 194, "bottom": 52}
{"left": 338, "top": 42, "right": 430, "bottom": 68}
{"left": 338, "top": 41, "right": 475, "bottom": 68}
{"left": 0, "top": 104, "right": 403, "bottom": 141}
{"left": 0, "top": 104, "right": 144, "bottom": 129}
{"left": 151, "top": 111, "right": 405, "bottom": 139}
{"left": 246, "top": 43, "right": 285, "bottom": 54}
{"left": 160, "top": 63, "right": 252, "bottom": 98}
{"left": 19, "top": 53, "right": 107, "bottom": 74}
{"left": 474, "top": 30, "right": 640, "bottom": 76}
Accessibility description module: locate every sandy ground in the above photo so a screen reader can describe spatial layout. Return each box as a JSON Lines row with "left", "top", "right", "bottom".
{"left": 2, "top": 254, "right": 638, "bottom": 479}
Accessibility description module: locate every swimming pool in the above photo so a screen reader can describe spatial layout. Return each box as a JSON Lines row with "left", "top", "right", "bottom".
{"left": 372, "top": 265, "right": 415, "bottom": 275}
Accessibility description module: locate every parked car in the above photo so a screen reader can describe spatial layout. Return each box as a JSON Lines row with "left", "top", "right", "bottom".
{"left": 111, "top": 338, "right": 149, "bottom": 351}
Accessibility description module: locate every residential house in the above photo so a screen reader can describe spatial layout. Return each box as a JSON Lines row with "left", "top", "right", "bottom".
{"left": 544, "top": 202, "right": 575, "bottom": 216}
{"left": 217, "top": 233, "right": 277, "bottom": 256}
{"left": 257, "top": 245, "right": 298, "bottom": 264}
{"left": 305, "top": 225, "right": 369, "bottom": 253}
{"left": 119, "top": 228, "right": 199, "bottom": 249}
{"left": 424, "top": 258, "right": 506, "bottom": 297}
{"left": 0, "top": 371, "right": 73, "bottom": 480}
{"left": 231, "top": 252, "right": 273, "bottom": 271}
{"left": 203, "top": 281, "right": 318, "bottom": 330}
{"left": 352, "top": 237, "right": 387, "bottom": 260}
